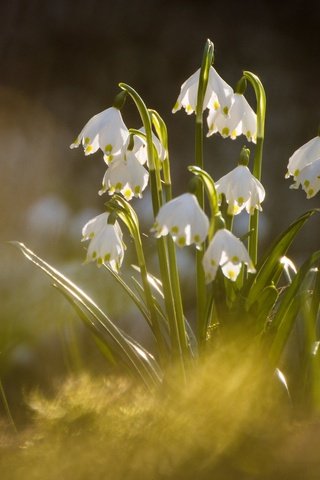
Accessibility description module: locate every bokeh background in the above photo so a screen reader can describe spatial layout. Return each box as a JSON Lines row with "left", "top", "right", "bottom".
{"left": 0, "top": 0, "right": 319, "bottom": 419}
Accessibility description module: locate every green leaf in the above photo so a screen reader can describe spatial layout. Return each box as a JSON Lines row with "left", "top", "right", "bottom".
{"left": 13, "top": 242, "right": 162, "bottom": 389}
{"left": 268, "top": 250, "right": 320, "bottom": 369}
{"left": 245, "top": 209, "right": 319, "bottom": 310}
{"left": 254, "top": 284, "right": 279, "bottom": 328}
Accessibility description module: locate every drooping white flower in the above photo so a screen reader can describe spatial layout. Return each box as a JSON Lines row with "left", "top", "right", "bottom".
{"left": 172, "top": 66, "right": 233, "bottom": 116}
{"left": 70, "top": 107, "right": 129, "bottom": 159}
{"left": 99, "top": 150, "right": 149, "bottom": 201}
{"left": 207, "top": 93, "right": 257, "bottom": 142}
{"left": 215, "top": 165, "right": 265, "bottom": 215}
{"left": 289, "top": 158, "right": 320, "bottom": 198}
{"left": 82, "top": 212, "right": 125, "bottom": 271}
{"left": 203, "top": 228, "right": 255, "bottom": 283}
{"left": 130, "top": 127, "right": 166, "bottom": 166}
{"left": 151, "top": 193, "right": 209, "bottom": 247}
{"left": 286, "top": 136, "right": 320, "bottom": 180}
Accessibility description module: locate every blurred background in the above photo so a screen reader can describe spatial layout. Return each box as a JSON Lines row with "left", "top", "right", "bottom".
{"left": 0, "top": 0, "right": 319, "bottom": 420}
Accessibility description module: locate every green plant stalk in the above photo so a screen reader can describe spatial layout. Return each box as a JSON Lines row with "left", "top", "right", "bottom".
{"left": 149, "top": 168, "right": 188, "bottom": 371}
{"left": 188, "top": 165, "right": 224, "bottom": 342}
{"left": 134, "top": 233, "right": 168, "bottom": 361}
{"left": 110, "top": 198, "right": 168, "bottom": 362}
{"left": 0, "top": 378, "right": 17, "bottom": 433}
{"left": 149, "top": 111, "right": 190, "bottom": 359}
{"left": 195, "top": 39, "right": 214, "bottom": 341}
{"left": 243, "top": 71, "right": 266, "bottom": 266}
{"left": 118, "top": 85, "right": 188, "bottom": 373}
{"left": 149, "top": 168, "right": 189, "bottom": 371}
{"left": 248, "top": 137, "right": 264, "bottom": 264}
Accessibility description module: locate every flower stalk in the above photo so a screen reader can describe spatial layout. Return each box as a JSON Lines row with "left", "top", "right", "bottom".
{"left": 194, "top": 39, "right": 214, "bottom": 337}
{"left": 243, "top": 71, "right": 266, "bottom": 265}
{"left": 119, "top": 84, "right": 189, "bottom": 374}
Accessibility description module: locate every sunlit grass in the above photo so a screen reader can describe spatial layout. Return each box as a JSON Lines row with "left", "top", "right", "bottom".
{"left": 0, "top": 339, "right": 313, "bottom": 480}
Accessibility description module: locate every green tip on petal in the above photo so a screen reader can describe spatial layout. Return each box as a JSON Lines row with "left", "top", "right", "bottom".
{"left": 177, "top": 236, "right": 186, "bottom": 247}
{"left": 85, "top": 145, "right": 94, "bottom": 154}
{"left": 194, "top": 234, "right": 201, "bottom": 243}
{"left": 172, "top": 101, "right": 180, "bottom": 113}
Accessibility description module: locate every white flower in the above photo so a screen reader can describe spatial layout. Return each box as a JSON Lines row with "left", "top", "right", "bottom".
{"left": 286, "top": 136, "right": 320, "bottom": 180}
{"left": 82, "top": 212, "right": 125, "bottom": 271}
{"left": 289, "top": 159, "right": 320, "bottom": 198}
{"left": 215, "top": 165, "right": 265, "bottom": 215}
{"left": 151, "top": 193, "right": 209, "bottom": 247}
{"left": 70, "top": 107, "right": 129, "bottom": 159}
{"left": 203, "top": 228, "right": 255, "bottom": 283}
{"left": 207, "top": 93, "right": 257, "bottom": 142}
{"left": 99, "top": 150, "right": 149, "bottom": 201}
{"left": 132, "top": 128, "right": 166, "bottom": 166}
{"left": 172, "top": 66, "right": 233, "bottom": 116}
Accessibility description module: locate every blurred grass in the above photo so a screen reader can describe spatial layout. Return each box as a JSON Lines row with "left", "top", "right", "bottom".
{"left": 1, "top": 341, "right": 319, "bottom": 480}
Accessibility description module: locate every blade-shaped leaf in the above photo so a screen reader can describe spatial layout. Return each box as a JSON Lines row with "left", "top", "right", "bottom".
{"left": 245, "top": 209, "right": 319, "bottom": 310}
{"left": 13, "top": 242, "right": 162, "bottom": 389}
{"left": 268, "top": 250, "right": 320, "bottom": 368}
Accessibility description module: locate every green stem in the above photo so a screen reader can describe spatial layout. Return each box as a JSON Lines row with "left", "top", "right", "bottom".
{"left": 195, "top": 40, "right": 214, "bottom": 343}
{"left": 134, "top": 222, "right": 168, "bottom": 362}
{"left": 150, "top": 112, "right": 190, "bottom": 360}
{"left": 119, "top": 85, "right": 188, "bottom": 376}
{"left": 248, "top": 136, "right": 264, "bottom": 264}
{"left": 243, "top": 71, "right": 266, "bottom": 266}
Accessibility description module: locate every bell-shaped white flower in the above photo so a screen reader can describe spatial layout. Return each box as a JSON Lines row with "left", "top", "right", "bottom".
{"left": 70, "top": 107, "right": 129, "bottom": 159}
{"left": 172, "top": 66, "right": 233, "bottom": 116}
{"left": 131, "top": 127, "right": 166, "bottom": 166}
{"left": 207, "top": 93, "right": 257, "bottom": 142}
{"left": 203, "top": 228, "right": 255, "bottom": 283}
{"left": 215, "top": 165, "right": 265, "bottom": 215}
{"left": 82, "top": 212, "right": 125, "bottom": 271}
{"left": 99, "top": 150, "right": 149, "bottom": 201}
{"left": 286, "top": 136, "right": 320, "bottom": 180}
{"left": 289, "top": 159, "right": 320, "bottom": 198}
{"left": 151, "top": 193, "right": 209, "bottom": 247}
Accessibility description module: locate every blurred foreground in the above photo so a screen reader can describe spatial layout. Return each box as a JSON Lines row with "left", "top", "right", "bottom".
{"left": 1, "top": 342, "right": 319, "bottom": 480}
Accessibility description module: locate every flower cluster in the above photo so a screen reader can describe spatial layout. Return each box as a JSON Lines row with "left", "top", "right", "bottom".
{"left": 152, "top": 192, "right": 256, "bottom": 283}
{"left": 71, "top": 65, "right": 263, "bottom": 282}
{"left": 286, "top": 135, "right": 320, "bottom": 198}
{"left": 71, "top": 107, "right": 165, "bottom": 202}
{"left": 173, "top": 66, "right": 257, "bottom": 143}
{"left": 71, "top": 52, "right": 317, "bottom": 286}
